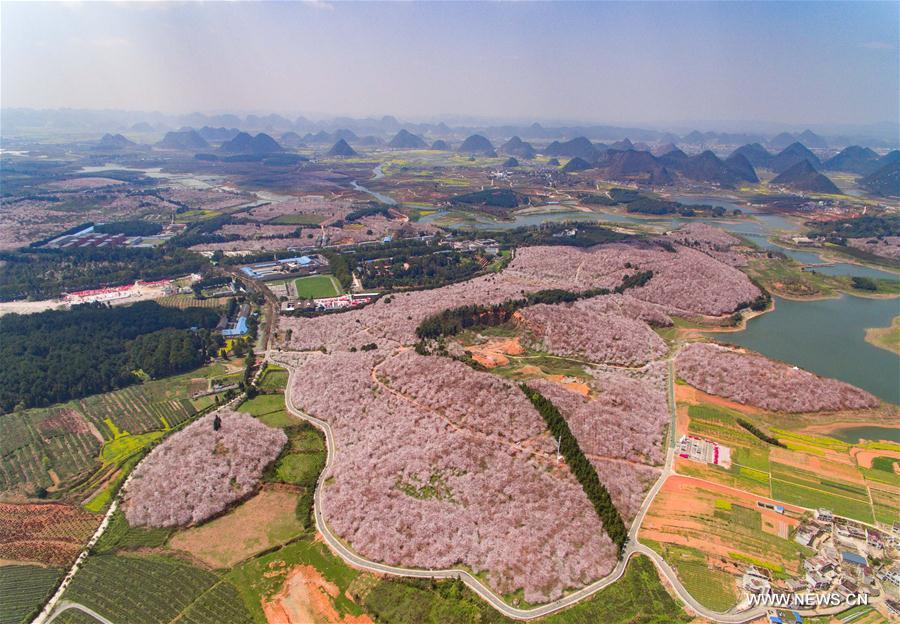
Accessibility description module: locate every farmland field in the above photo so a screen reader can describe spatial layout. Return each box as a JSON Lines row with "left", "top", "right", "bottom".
{"left": 769, "top": 462, "right": 874, "bottom": 523}
{"left": 62, "top": 553, "right": 254, "bottom": 624}
{"left": 168, "top": 489, "right": 304, "bottom": 568}
{"left": 93, "top": 510, "right": 171, "bottom": 553}
{"left": 0, "top": 363, "right": 234, "bottom": 494}
{"left": 294, "top": 274, "right": 342, "bottom": 299}
{"left": 238, "top": 393, "right": 295, "bottom": 428}
{"left": 257, "top": 366, "right": 288, "bottom": 392}
{"left": 0, "top": 564, "right": 64, "bottom": 624}
{"left": 0, "top": 503, "right": 98, "bottom": 566}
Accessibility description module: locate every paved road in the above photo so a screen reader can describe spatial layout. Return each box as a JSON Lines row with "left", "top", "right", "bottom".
{"left": 45, "top": 601, "right": 114, "bottom": 624}
{"left": 274, "top": 353, "right": 768, "bottom": 622}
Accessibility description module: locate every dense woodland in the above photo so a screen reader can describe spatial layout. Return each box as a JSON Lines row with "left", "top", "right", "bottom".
{"left": 0, "top": 247, "right": 208, "bottom": 301}
{"left": 0, "top": 302, "right": 220, "bottom": 411}
{"left": 93, "top": 220, "right": 163, "bottom": 237}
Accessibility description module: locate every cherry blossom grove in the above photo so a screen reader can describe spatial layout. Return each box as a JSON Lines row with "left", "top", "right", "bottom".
{"left": 290, "top": 350, "right": 619, "bottom": 602}
{"left": 676, "top": 342, "right": 879, "bottom": 413}
{"left": 280, "top": 241, "right": 760, "bottom": 352}
{"left": 124, "top": 410, "right": 286, "bottom": 528}
{"left": 518, "top": 301, "right": 668, "bottom": 366}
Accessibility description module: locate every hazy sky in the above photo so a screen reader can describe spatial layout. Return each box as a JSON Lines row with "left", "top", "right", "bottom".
{"left": 2, "top": 1, "right": 897, "bottom": 125}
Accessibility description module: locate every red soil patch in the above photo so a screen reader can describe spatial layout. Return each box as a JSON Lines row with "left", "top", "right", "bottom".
{"left": 262, "top": 565, "right": 373, "bottom": 624}
{"left": 39, "top": 408, "right": 92, "bottom": 436}
{"left": 675, "top": 384, "right": 764, "bottom": 416}
{"left": 852, "top": 448, "right": 900, "bottom": 470}
{"left": 464, "top": 337, "right": 524, "bottom": 369}
{"left": 0, "top": 502, "right": 98, "bottom": 566}
{"left": 546, "top": 374, "right": 590, "bottom": 396}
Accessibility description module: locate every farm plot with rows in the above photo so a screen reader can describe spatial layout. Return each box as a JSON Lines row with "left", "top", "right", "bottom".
{"left": 0, "top": 564, "right": 64, "bottom": 624}
{"left": 62, "top": 554, "right": 253, "bottom": 624}
{"left": 1, "top": 364, "right": 234, "bottom": 495}
{"left": 155, "top": 294, "right": 232, "bottom": 310}
{"left": 0, "top": 408, "right": 101, "bottom": 493}
{"left": 0, "top": 502, "right": 98, "bottom": 566}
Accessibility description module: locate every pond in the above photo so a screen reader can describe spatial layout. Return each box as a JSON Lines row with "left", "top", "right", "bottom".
{"left": 713, "top": 295, "right": 900, "bottom": 404}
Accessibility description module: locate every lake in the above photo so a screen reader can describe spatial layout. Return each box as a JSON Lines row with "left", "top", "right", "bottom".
{"left": 714, "top": 295, "right": 900, "bottom": 404}
{"left": 828, "top": 426, "right": 900, "bottom": 444}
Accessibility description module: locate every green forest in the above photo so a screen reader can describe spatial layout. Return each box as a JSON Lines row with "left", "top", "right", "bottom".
{"left": 0, "top": 301, "right": 220, "bottom": 411}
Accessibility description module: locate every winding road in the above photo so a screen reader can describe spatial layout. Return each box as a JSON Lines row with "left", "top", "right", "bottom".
{"left": 273, "top": 351, "right": 769, "bottom": 622}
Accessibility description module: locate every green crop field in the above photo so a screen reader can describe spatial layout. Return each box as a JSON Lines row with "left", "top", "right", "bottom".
{"left": 0, "top": 408, "right": 101, "bottom": 493}
{"left": 770, "top": 479, "right": 874, "bottom": 523}
{"left": 258, "top": 366, "right": 288, "bottom": 392}
{"left": 0, "top": 565, "right": 64, "bottom": 624}
{"left": 93, "top": 510, "right": 172, "bottom": 554}
{"left": 63, "top": 554, "right": 253, "bottom": 624}
{"left": 870, "top": 488, "right": 900, "bottom": 525}
{"left": 294, "top": 274, "right": 341, "bottom": 299}
{"left": 0, "top": 364, "right": 231, "bottom": 494}
{"left": 645, "top": 544, "right": 737, "bottom": 612}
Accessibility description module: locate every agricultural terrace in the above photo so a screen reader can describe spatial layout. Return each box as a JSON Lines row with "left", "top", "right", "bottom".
{"left": 676, "top": 342, "right": 879, "bottom": 413}
{"left": 0, "top": 502, "right": 97, "bottom": 566}
{"left": 294, "top": 274, "right": 342, "bottom": 299}
{"left": 640, "top": 476, "right": 812, "bottom": 612}
{"left": 124, "top": 409, "right": 286, "bottom": 527}
{"left": 279, "top": 240, "right": 760, "bottom": 352}
{"left": 290, "top": 349, "right": 620, "bottom": 603}
{"left": 673, "top": 395, "right": 899, "bottom": 525}
{"left": 0, "top": 362, "right": 241, "bottom": 497}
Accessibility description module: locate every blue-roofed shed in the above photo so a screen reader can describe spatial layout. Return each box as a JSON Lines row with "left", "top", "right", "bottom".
{"left": 841, "top": 551, "right": 867, "bottom": 566}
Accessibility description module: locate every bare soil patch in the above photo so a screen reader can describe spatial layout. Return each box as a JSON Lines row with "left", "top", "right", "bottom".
{"left": 852, "top": 448, "right": 900, "bottom": 470}
{"left": 169, "top": 489, "right": 302, "bottom": 568}
{"left": 464, "top": 336, "right": 524, "bottom": 368}
{"left": 262, "top": 565, "right": 373, "bottom": 624}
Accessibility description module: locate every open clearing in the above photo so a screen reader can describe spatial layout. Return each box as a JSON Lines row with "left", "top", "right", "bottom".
{"left": 294, "top": 275, "right": 342, "bottom": 299}
{"left": 169, "top": 488, "right": 304, "bottom": 568}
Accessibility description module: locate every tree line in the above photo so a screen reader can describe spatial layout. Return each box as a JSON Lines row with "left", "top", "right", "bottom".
{"left": 519, "top": 384, "right": 628, "bottom": 555}
{"left": 736, "top": 419, "right": 786, "bottom": 448}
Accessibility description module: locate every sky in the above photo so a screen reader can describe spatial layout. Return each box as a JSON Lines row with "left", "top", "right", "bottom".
{"left": 1, "top": 1, "right": 898, "bottom": 127}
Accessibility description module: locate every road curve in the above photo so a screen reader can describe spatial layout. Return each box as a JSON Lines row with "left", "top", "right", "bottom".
{"left": 45, "top": 601, "right": 114, "bottom": 624}
{"left": 274, "top": 352, "right": 768, "bottom": 622}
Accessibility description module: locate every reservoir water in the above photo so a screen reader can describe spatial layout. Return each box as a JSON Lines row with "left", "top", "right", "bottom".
{"left": 714, "top": 296, "right": 900, "bottom": 404}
